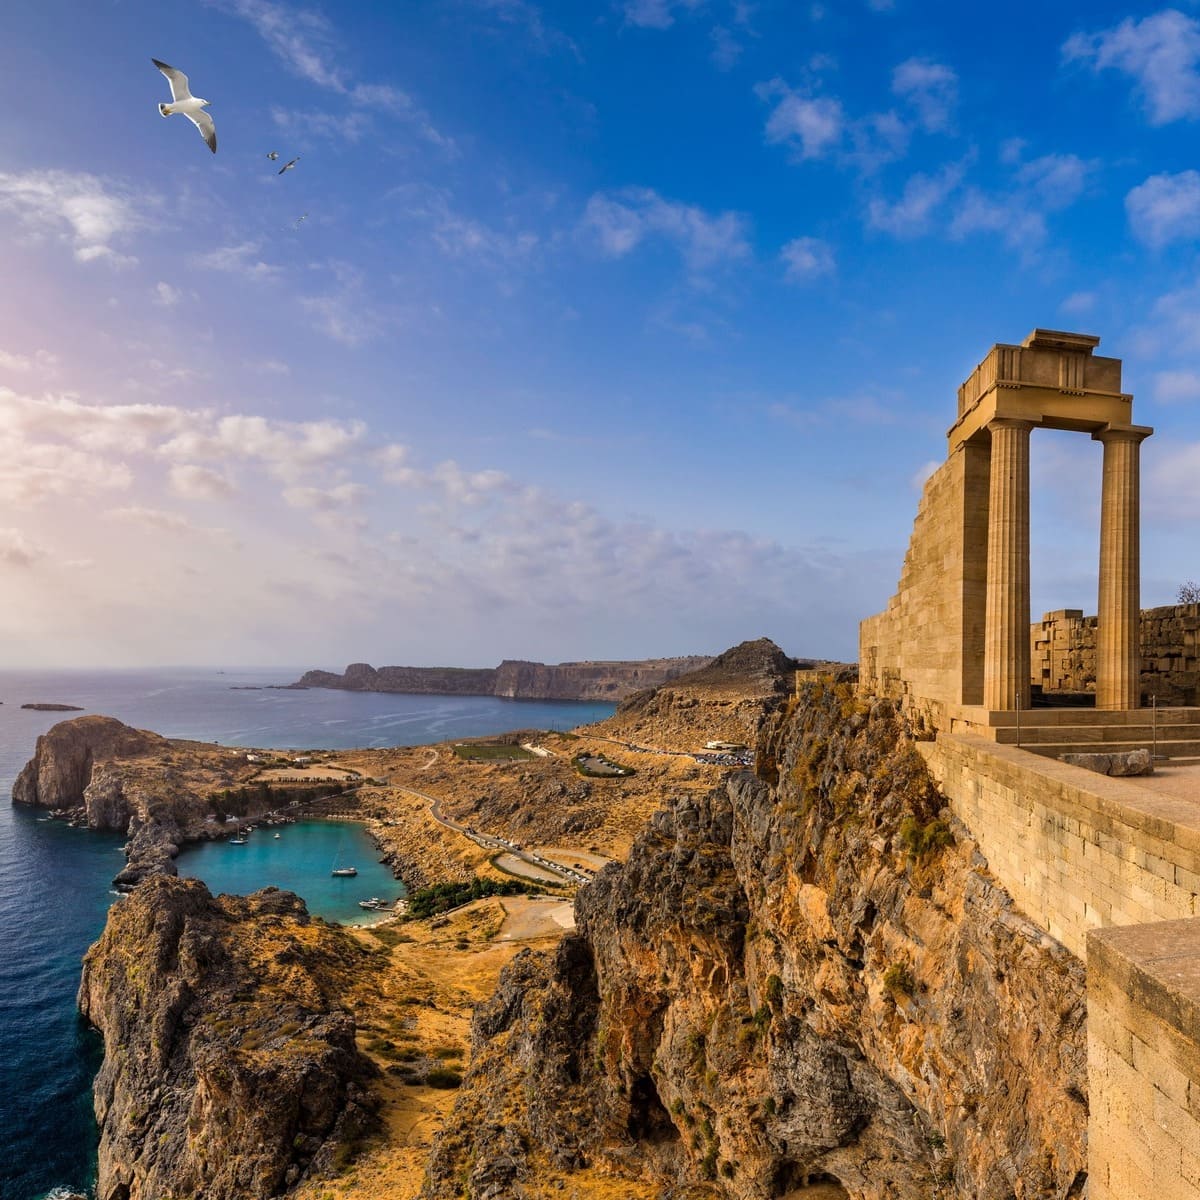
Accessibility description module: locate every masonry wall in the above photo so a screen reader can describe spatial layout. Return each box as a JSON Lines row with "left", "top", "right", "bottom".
{"left": 859, "top": 441, "right": 989, "bottom": 720}
{"left": 921, "top": 734, "right": 1200, "bottom": 1200}
{"left": 920, "top": 734, "right": 1200, "bottom": 959}
{"left": 1087, "top": 921, "right": 1200, "bottom": 1199}
{"left": 1031, "top": 603, "right": 1200, "bottom": 705}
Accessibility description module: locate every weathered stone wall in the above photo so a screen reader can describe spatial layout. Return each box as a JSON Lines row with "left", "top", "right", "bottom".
{"left": 1087, "top": 921, "right": 1200, "bottom": 1199}
{"left": 920, "top": 734, "right": 1200, "bottom": 958}
{"left": 922, "top": 733, "right": 1200, "bottom": 1200}
{"left": 859, "top": 442, "right": 989, "bottom": 721}
{"left": 1031, "top": 603, "right": 1200, "bottom": 705}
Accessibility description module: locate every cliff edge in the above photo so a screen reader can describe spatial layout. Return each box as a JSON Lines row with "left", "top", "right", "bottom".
{"left": 79, "top": 877, "right": 376, "bottom": 1200}
{"left": 422, "top": 679, "right": 1087, "bottom": 1198}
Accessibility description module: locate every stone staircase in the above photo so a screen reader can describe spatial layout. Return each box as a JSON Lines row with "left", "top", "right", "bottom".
{"left": 953, "top": 706, "right": 1200, "bottom": 761}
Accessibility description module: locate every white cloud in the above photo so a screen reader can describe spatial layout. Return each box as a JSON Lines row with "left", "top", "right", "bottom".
{"left": 170, "top": 464, "right": 236, "bottom": 500}
{"left": 1015, "top": 153, "right": 1091, "bottom": 210}
{"left": 0, "top": 529, "right": 45, "bottom": 568}
{"left": 583, "top": 187, "right": 750, "bottom": 271}
{"left": 1064, "top": 10, "right": 1200, "bottom": 125}
{"left": 710, "top": 26, "right": 742, "bottom": 70}
{"left": 205, "top": 0, "right": 345, "bottom": 89}
{"left": 0, "top": 170, "right": 144, "bottom": 265}
{"left": 1126, "top": 170, "right": 1200, "bottom": 247}
{"left": 1153, "top": 368, "right": 1200, "bottom": 403}
{"left": 780, "top": 236, "right": 835, "bottom": 281}
{"left": 154, "top": 281, "right": 183, "bottom": 308}
{"left": 193, "top": 241, "right": 280, "bottom": 281}
{"left": 299, "top": 262, "right": 377, "bottom": 346}
{"left": 950, "top": 189, "right": 1046, "bottom": 248}
{"left": 106, "top": 506, "right": 202, "bottom": 536}
{"left": 1060, "top": 291, "right": 1096, "bottom": 316}
{"left": 1147, "top": 440, "right": 1200, "bottom": 519}
{"left": 0, "top": 347, "right": 57, "bottom": 374}
{"left": 867, "top": 162, "right": 964, "bottom": 236}
{"left": 892, "top": 57, "right": 957, "bottom": 132}
{"left": 623, "top": 0, "right": 702, "bottom": 29}
{"left": 760, "top": 79, "right": 845, "bottom": 159}
{"left": 282, "top": 482, "right": 367, "bottom": 510}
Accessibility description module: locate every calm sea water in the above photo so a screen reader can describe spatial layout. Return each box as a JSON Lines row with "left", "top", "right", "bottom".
{"left": 0, "top": 667, "right": 613, "bottom": 1200}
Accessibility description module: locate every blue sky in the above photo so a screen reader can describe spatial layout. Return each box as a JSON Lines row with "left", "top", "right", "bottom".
{"left": 1, "top": 0, "right": 1198, "bottom": 668}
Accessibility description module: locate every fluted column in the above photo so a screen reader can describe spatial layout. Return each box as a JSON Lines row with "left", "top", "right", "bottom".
{"left": 1094, "top": 428, "right": 1148, "bottom": 711}
{"left": 984, "top": 419, "right": 1033, "bottom": 711}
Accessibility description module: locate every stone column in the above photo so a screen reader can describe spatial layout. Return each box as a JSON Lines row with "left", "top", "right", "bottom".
{"left": 984, "top": 419, "right": 1033, "bottom": 711}
{"left": 1094, "top": 428, "right": 1148, "bottom": 711}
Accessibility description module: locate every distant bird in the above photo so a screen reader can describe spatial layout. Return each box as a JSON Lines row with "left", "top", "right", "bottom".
{"left": 284, "top": 212, "right": 308, "bottom": 231}
{"left": 267, "top": 151, "right": 279, "bottom": 161}
{"left": 151, "top": 59, "right": 216, "bottom": 154}
{"left": 277, "top": 156, "right": 300, "bottom": 175}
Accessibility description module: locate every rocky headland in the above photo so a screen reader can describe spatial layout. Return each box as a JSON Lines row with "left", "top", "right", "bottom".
{"left": 13, "top": 715, "right": 288, "bottom": 888}
{"left": 294, "top": 654, "right": 715, "bottom": 702}
{"left": 79, "top": 876, "right": 377, "bottom": 1200}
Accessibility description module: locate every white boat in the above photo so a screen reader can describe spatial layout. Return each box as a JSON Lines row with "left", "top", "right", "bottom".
{"left": 274, "top": 833, "right": 281, "bottom": 839}
{"left": 332, "top": 866, "right": 357, "bottom": 877}
{"left": 358, "top": 897, "right": 384, "bottom": 910}
{"left": 229, "top": 837, "right": 247, "bottom": 845}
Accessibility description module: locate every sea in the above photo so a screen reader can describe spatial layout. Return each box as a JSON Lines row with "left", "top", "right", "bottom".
{"left": 0, "top": 667, "right": 614, "bottom": 1200}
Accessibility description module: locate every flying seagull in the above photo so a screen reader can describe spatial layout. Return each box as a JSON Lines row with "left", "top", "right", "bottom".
{"left": 152, "top": 58, "right": 216, "bottom": 153}
{"left": 277, "top": 156, "right": 300, "bottom": 175}
{"left": 267, "top": 151, "right": 279, "bottom": 161}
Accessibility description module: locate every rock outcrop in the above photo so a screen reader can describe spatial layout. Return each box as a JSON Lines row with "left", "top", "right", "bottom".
{"left": 12, "top": 715, "right": 267, "bottom": 888}
{"left": 294, "top": 655, "right": 714, "bottom": 702}
{"left": 79, "top": 877, "right": 376, "bottom": 1200}
{"left": 12, "top": 715, "right": 168, "bottom": 823}
{"left": 423, "top": 679, "right": 1088, "bottom": 1199}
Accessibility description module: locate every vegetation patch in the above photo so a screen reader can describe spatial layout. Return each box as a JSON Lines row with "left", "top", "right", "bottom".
{"left": 451, "top": 743, "right": 536, "bottom": 761}
{"left": 404, "top": 876, "right": 540, "bottom": 919}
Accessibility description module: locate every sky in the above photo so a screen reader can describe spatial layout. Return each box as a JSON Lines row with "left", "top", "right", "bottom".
{"left": 1, "top": 0, "right": 1199, "bottom": 669}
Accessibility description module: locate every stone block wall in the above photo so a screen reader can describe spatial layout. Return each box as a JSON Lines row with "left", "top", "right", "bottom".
{"left": 921, "top": 733, "right": 1200, "bottom": 1200}
{"left": 1087, "top": 921, "right": 1200, "bottom": 1199}
{"left": 859, "top": 441, "right": 989, "bottom": 721}
{"left": 920, "top": 735, "right": 1200, "bottom": 958}
{"left": 1031, "top": 603, "right": 1200, "bottom": 705}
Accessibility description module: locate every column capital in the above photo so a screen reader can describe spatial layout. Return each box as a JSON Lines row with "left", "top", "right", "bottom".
{"left": 987, "top": 417, "right": 1036, "bottom": 434}
{"left": 1092, "top": 424, "right": 1153, "bottom": 446}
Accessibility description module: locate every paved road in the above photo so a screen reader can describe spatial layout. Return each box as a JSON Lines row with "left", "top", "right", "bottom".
{"left": 391, "top": 783, "right": 590, "bottom": 886}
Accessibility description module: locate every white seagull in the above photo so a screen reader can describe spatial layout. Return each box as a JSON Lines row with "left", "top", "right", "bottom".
{"left": 152, "top": 58, "right": 216, "bottom": 154}
{"left": 267, "top": 151, "right": 279, "bottom": 160}
{"left": 277, "top": 156, "right": 300, "bottom": 175}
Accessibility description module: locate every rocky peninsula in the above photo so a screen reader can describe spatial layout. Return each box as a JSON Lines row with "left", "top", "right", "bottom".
{"left": 294, "top": 654, "right": 715, "bottom": 701}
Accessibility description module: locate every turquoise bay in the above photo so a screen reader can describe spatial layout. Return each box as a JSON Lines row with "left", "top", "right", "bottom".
{"left": 0, "top": 667, "right": 614, "bottom": 1200}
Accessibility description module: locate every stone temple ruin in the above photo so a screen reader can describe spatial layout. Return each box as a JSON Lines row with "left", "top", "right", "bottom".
{"left": 858, "top": 330, "right": 1200, "bottom": 1199}
{"left": 861, "top": 328, "right": 1200, "bottom": 759}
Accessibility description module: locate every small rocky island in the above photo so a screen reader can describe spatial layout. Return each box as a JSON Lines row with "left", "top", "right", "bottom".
{"left": 21, "top": 702, "right": 84, "bottom": 711}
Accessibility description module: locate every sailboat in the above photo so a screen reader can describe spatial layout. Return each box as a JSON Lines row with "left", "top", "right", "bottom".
{"left": 331, "top": 835, "right": 356, "bottom": 876}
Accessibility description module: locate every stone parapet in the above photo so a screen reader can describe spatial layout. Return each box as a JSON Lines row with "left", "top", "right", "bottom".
{"left": 1087, "top": 920, "right": 1200, "bottom": 1199}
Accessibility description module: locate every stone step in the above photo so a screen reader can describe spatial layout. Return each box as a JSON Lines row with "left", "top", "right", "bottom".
{"left": 979, "top": 706, "right": 1200, "bottom": 728}
{"left": 1022, "top": 738, "right": 1200, "bottom": 760}
{"left": 992, "top": 723, "right": 1200, "bottom": 746}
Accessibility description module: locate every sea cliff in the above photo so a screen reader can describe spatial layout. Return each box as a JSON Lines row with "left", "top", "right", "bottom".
{"left": 422, "top": 679, "right": 1088, "bottom": 1198}
{"left": 294, "top": 655, "right": 714, "bottom": 701}
{"left": 79, "top": 877, "right": 376, "bottom": 1200}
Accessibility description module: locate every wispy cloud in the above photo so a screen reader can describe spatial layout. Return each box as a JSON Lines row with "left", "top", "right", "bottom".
{"left": 1063, "top": 10, "right": 1200, "bottom": 125}
{"left": 758, "top": 78, "right": 845, "bottom": 159}
{"left": 623, "top": 0, "right": 702, "bottom": 29}
{"left": 1153, "top": 368, "right": 1200, "bottom": 404}
{"left": 1126, "top": 170, "right": 1200, "bottom": 247}
{"left": 170, "top": 464, "right": 237, "bottom": 500}
{"left": 892, "top": 57, "right": 958, "bottom": 132}
{"left": 193, "top": 241, "right": 280, "bottom": 281}
{"left": 583, "top": 187, "right": 750, "bottom": 272}
{"left": 0, "top": 528, "right": 45, "bottom": 568}
{"left": 780, "top": 236, "right": 835, "bottom": 281}
{"left": 867, "top": 161, "right": 965, "bottom": 236}
{"left": 0, "top": 170, "right": 145, "bottom": 266}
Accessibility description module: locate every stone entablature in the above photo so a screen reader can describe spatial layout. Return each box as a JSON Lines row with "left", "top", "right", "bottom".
{"left": 1032, "top": 604, "right": 1200, "bottom": 706}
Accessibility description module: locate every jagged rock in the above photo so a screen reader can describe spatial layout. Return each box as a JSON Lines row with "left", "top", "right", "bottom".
{"left": 425, "top": 679, "right": 1087, "bottom": 1199}
{"left": 12, "top": 715, "right": 167, "bottom": 823}
{"left": 1060, "top": 748, "right": 1153, "bottom": 776}
{"left": 79, "top": 877, "right": 377, "bottom": 1200}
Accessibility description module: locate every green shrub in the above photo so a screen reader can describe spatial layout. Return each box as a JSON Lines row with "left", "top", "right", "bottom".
{"left": 898, "top": 816, "right": 954, "bottom": 859}
{"left": 882, "top": 961, "right": 916, "bottom": 996}
{"left": 426, "top": 1068, "right": 463, "bottom": 1089}
{"left": 763, "top": 973, "right": 784, "bottom": 1009}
